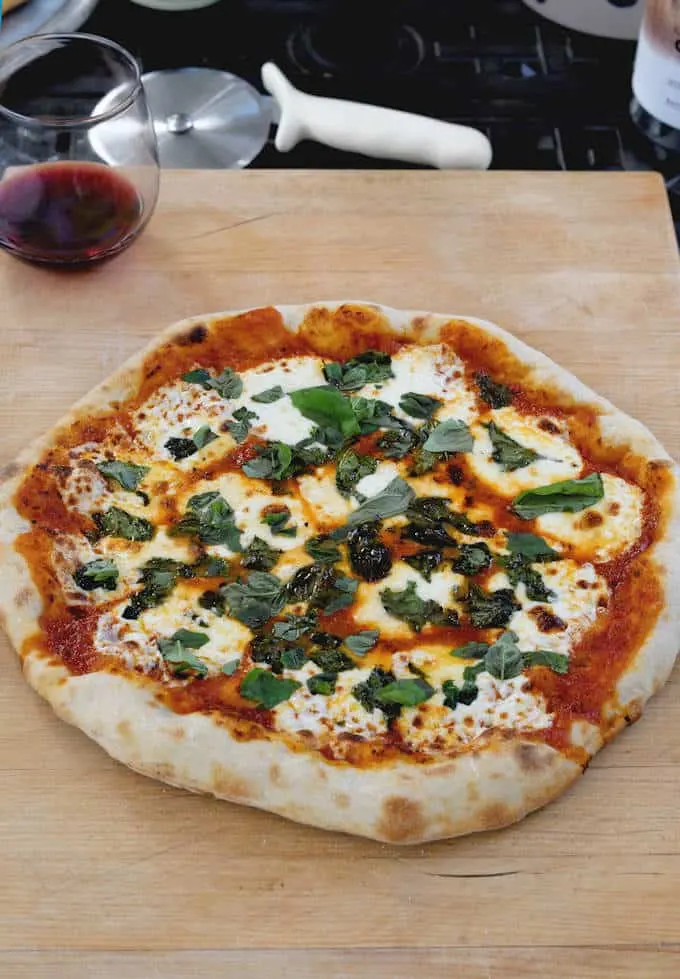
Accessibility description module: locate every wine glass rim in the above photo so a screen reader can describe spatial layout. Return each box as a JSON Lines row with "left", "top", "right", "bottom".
{"left": 0, "top": 32, "right": 143, "bottom": 130}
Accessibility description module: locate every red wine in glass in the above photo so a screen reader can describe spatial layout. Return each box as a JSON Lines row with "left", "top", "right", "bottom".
{"left": 0, "top": 161, "right": 144, "bottom": 265}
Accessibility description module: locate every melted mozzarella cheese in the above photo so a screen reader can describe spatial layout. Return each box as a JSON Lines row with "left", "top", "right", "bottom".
{"left": 353, "top": 561, "right": 464, "bottom": 639}
{"left": 487, "top": 561, "right": 609, "bottom": 656}
{"left": 233, "top": 355, "right": 326, "bottom": 444}
{"left": 297, "top": 467, "right": 351, "bottom": 524}
{"left": 536, "top": 473, "right": 643, "bottom": 561}
{"left": 133, "top": 381, "right": 227, "bottom": 461}
{"left": 468, "top": 407, "right": 583, "bottom": 498}
{"left": 357, "top": 344, "right": 477, "bottom": 424}
{"left": 273, "top": 664, "right": 388, "bottom": 740}
{"left": 354, "top": 461, "right": 401, "bottom": 500}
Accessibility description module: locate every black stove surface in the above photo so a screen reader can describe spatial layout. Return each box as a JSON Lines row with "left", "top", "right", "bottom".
{"left": 81, "top": 0, "right": 680, "bottom": 234}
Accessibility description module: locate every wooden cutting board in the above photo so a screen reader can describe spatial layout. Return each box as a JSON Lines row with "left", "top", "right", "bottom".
{"left": 1, "top": 170, "right": 679, "bottom": 979}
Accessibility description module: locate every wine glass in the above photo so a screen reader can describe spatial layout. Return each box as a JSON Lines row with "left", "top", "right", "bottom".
{"left": 0, "top": 33, "right": 160, "bottom": 266}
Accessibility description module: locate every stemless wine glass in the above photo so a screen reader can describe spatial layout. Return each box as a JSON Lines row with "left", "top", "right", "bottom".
{"left": 0, "top": 33, "right": 160, "bottom": 265}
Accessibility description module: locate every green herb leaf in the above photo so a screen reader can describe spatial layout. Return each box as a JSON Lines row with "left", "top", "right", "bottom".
{"left": 252, "top": 385, "right": 285, "bottom": 404}
{"left": 123, "top": 558, "right": 187, "bottom": 619}
{"left": 199, "top": 589, "right": 226, "bottom": 615}
{"left": 377, "top": 426, "right": 419, "bottom": 460}
{"left": 193, "top": 425, "right": 218, "bottom": 450}
{"left": 451, "top": 641, "right": 490, "bottom": 660}
{"left": 281, "top": 647, "right": 307, "bottom": 670}
{"left": 225, "top": 407, "right": 257, "bottom": 444}
{"left": 73, "top": 558, "right": 119, "bottom": 592}
{"left": 322, "top": 575, "right": 358, "bottom": 614}
{"left": 261, "top": 506, "right": 297, "bottom": 537}
{"left": 486, "top": 421, "right": 541, "bottom": 472}
{"left": 323, "top": 350, "right": 394, "bottom": 391}
{"left": 185, "top": 366, "right": 243, "bottom": 400}
{"left": 307, "top": 672, "right": 337, "bottom": 695}
{"left": 452, "top": 542, "right": 493, "bottom": 576}
{"left": 404, "top": 549, "right": 443, "bottom": 582}
{"left": 466, "top": 584, "right": 520, "bottom": 629}
{"left": 305, "top": 535, "right": 342, "bottom": 565}
{"left": 222, "top": 572, "right": 286, "bottom": 628}
{"left": 512, "top": 473, "right": 604, "bottom": 520}
{"left": 380, "top": 580, "right": 449, "bottom": 633}
{"left": 92, "top": 506, "right": 154, "bottom": 542}
{"left": 168, "top": 628, "right": 209, "bottom": 649}
{"left": 442, "top": 676, "right": 480, "bottom": 708}
{"left": 352, "top": 667, "right": 400, "bottom": 719}
{"left": 501, "top": 554, "right": 555, "bottom": 603}
{"left": 182, "top": 368, "right": 212, "bottom": 387}
{"left": 476, "top": 372, "right": 513, "bottom": 408}
{"left": 192, "top": 555, "right": 231, "bottom": 577}
{"left": 273, "top": 612, "right": 317, "bottom": 641}
{"left": 310, "top": 647, "right": 355, "bottom": 672}
{"left": 172, "top": 491, "right": 241, "bottom": 550}
{"left": 399, "top": 393, "right": 442, "bottom": 420}
{"left": 343, "top": 629, "right": 379, "bottom": 656}
{"left": 335, "top": 476, "right": 415, "bottom": 537}
{"left": 241, "top": 536, "right": 281, "bottom": 572}
{"left": 423, "top": 419, "right": 473, "bottom": 455}
{"left": 165, "top": 425, "right": 218, "bottom": 460}
{"left": 240, "top": 668, "right": 301, "bottom": 709}
{"left": 484, "top": 631, "right": 524, "bottom": 680}
{"left": 349, "top": 396, "right": 401, "bottom": 433}
{"left": 97, "top": 460, "right": 149, "bottom": 492}
{"left": 335, "top": 447, "right": 377, "bottom": 497}
{"left": 523, "top": 650, "right": 569, "bottom": 674}
{"left": 377, "top": 677, "right": 435, "bottom": 707}
{"left": 290, "top": 385, "right": 361, "bottom": 439}
{"left": 222, "top": 658, "right": 241, "bottom": 676}
{"left": 242, "top": 440, "right": 323, "bottom": 481}
{"left": 159, "top": 639, "right": 209, "bottom": 678}
{"left": 506, "top": 532, "right": 560, "bottom": 562}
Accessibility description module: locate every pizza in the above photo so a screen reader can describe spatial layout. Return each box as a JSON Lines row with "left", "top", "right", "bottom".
{"left": 0, "top": 301, "right": 678, "bottom": 844}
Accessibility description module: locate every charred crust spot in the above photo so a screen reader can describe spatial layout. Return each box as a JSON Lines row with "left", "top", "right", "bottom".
{"left": 177, "top": 324, "right": 208, "bottom": 346}
{"left": 531, "top": 607, "right": 567, "bottom": 633}
{"left": 448, "top": 464, "right": 464, "bottom": 486}
{"left": 15, "top": 586, "right": 33, "bottom": 609}
{"left": 478, "top": 802, "right": 511, "bottom": 831}
{"left": 211, "top": 763, "right": 252, "bottom": 801}
{"left": 377, "top": 797, "right": 426, "bottom": 843}
{"left": 515, "top": 742, "right": 549, "bottom": 774}
{"left": 333, "top": 792, "right": 350, "bottom": 810}
{"left": 538, "top": 418, "right": 561, "bottom": 434}
{"left": 624, "top": 699, "right": 644, "bottom": 725}
{"left": 580, "top": 511, "right": 604, "bottom": 528}
{"left": 145, "top": 364, "right": 161, "bottom": 380}
{"left": 269, "top": 763, "right": 282, "bottom": 786}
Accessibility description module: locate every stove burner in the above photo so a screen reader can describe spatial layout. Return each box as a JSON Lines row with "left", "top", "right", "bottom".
{"left": 288, "top": 21, "right": 425, "bottom": 77}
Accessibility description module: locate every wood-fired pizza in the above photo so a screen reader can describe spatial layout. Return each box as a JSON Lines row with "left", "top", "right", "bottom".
{"left": 0, "top": 301, "right": 677, "bottom": 843}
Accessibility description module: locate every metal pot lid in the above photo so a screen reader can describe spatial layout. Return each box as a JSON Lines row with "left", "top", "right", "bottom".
{"left": 91, "top": 68, "right": 274, "bottom": 169}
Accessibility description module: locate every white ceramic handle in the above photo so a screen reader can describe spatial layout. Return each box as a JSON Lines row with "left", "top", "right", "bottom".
{"left": 261, "top": 62, "right": 492, "bottom": 171}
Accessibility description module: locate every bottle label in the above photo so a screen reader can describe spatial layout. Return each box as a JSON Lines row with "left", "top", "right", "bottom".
{"left": 633, "top": 0, "right": 680, "bottom": 128}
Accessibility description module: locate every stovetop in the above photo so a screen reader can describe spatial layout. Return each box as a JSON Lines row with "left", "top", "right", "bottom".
{"left": 81, "top": 0, "right": 680, "bottom": 235}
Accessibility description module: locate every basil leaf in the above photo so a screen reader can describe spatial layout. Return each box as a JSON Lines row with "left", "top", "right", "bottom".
{"left": 377, "top": 426, "right": 419, "bottom": 460}
{"left": 169, "top": 629, "right": 208, "bottom": 649}
{"left": 241, "top": 536, "right": 281, "bottom": 572}
{"left": 193, "top": 425, "right": 218, "bottom": 450}
{"left": 192, "top": 555, "right": 231, "bottom": 577}
{"left": 352, "top": 667, "right": 400, "bottom": 719}
{"left": 222, "top": 658, "right": 241, "bottom": 676}
{"left": 512, "top": 473, "right": 604, "bottom": 520}
{"left": 250, "top": 634, "right": 287, "bottom": 673}
{"left": 501, "top": 554, "right": 555, "bottom": 603}
{"left": 261, "top": 506, "right": 296, "bottom": 537}
{"left": 506, "top": 532, "right": 560, "bottom": 562}
{"left": 349, "top": 396, "right": 401, "bottom": 433}
{"left": 523, "top": 650, "right": 569, "bottom": 674}
{"left": 225, "top": 407, "right": 257, "bottom": 444}
{"left": 183, "top": 368, "right": 211, "bottom": 387}
{"left": 380, "top": 580, "right": 446, "bottom": 633}
{"left": 222, "top": 572, "right": 286, "bottom": 628}
{"left": 484, "top": 631, "right": 524, "bottom": 680}
{"left": 183, "top": 367, "right": 242, "bottom": 399}
{"left": 172, "top": 492, "right": 241, "bottom": 550}
{"left": 97, "top": 460, "right": 149, "bottom": 492}
{"left": 243, "top": 442, "right": 293, "bottom": 480}
{"left": 466, "top": 584, "right": 520, "bottom": 629}
{"left": 343, "top": 629, "right": 379, "bottom": 656}
{"left": 199, "top": 589, "right": 226, "bottom": 615}
{"left": 159, "top": 639, "right": 209, "bottom": 678}
{"left": 307, "top": 672, "right": 338, "bottom": 695}
{"left": 404, "top": 549, "right": 443, "bottom": 582}
{"left": 335, "top": 447, "right": 377, "bottom": 497}
{"left": 273, "top": 612, "right": 317, "bottom": 641}
{"left": 322, "top": 575, "right": 358, "bottom": 615}
{"left": 452, "top": 542, "right": 493, "bottom": 576}
{"left": 451, "top": 641, "right": 489, "bottom": 660}
{"left": 377, "top": 677, "right": 435, "bottom": 707}
{"left": 476, "top": 372, "right": 513, "bottom": 409}
{"left": 305, "top": 535, "right": 342, "bottom": 565}
{"left": 409, "top": 444, "right": 438, "bottom": 476}
{"left": 251, "top": 385, "right": 285, "bottom": 404}
{"left": 442, "top": 677, "right": 480, "bottom": 709}
{"left": 93, "top": 507, "right": 154, "bottom": 542}
{"left": 336, "top": 476, "right": 415, "bottom": 537}
{"left": 73, "top": 558, "right": 119, "bottom": 592}
{"left": 123, "top": 558, "right": 187, "bottom": 619}
{"left": 281, "top": 647, "right": 307, "bottom": 670}
{"left": 399, "top": 393, "right": 442, "bottom": 420}
{"left": 220, "top": 571, "right": 285, "bottom": 629}
{"left": 240, "top": 667, "right": 301, "bottom": 709}
{"left": 486, "top": 422, "right": 541, "bottom": 472}
{"left": 423, "top": 420, "right": 473, "bottom": 455}
{"left": 309, "top": 647, "right": 354, "bottom": 672}
{"left": 323, "top": 350, "right": 393, "bottom": 391}
{"left": 290, "top": 385, "right": 360, "bottom": 438}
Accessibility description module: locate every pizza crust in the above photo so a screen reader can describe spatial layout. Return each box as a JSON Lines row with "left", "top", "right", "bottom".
{"left": 0, "top": 301, "right": 678, "bottom": 843}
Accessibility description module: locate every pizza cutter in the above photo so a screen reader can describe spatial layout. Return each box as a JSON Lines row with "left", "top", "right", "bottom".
{"left": 90, "top": 63, "right": 492, "bottom": 170}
